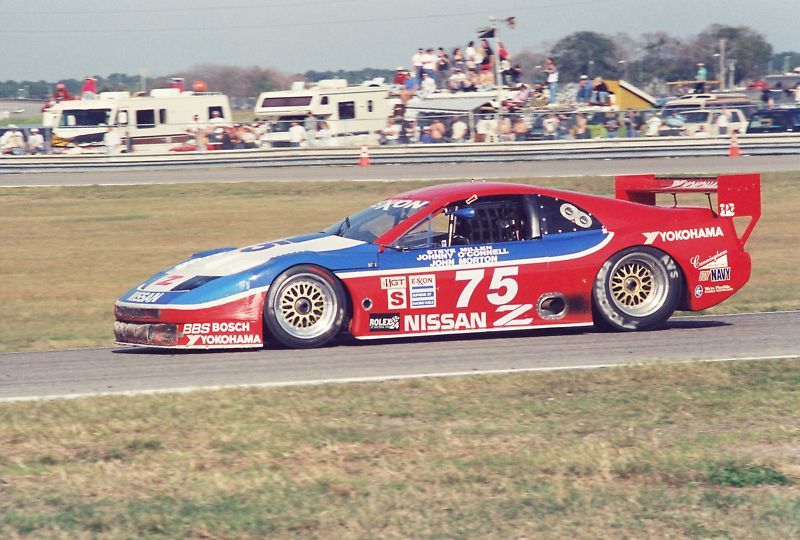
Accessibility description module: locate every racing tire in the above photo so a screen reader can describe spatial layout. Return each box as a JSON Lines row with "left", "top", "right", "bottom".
{"left": 592, "top": 247, "right": 682, "bottom": 331}
{"left": 265, "top": 265, "right": 347, "bottom": 349}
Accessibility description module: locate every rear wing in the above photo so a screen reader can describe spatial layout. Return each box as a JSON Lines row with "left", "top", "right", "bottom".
{"left": 615, "top": 174, "right": 761, "bottom": 245}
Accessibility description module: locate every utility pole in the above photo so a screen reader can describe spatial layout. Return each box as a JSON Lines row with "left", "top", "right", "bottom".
{"left": 488, "top": 16, "right": 502, "bottom": 90}
{"left": 718, "top": 39, "right": 726, "bottom": 91}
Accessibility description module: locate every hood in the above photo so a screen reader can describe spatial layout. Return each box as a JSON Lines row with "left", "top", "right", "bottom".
{"left": 140, "top": 233, "right": 365, "bottom": 293}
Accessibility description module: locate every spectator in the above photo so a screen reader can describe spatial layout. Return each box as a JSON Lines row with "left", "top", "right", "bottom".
{"left": 209, "top": 110, "right": 227, "bottom": 126}
{"left": 420, "top": 125, "right": 434, "bottom": 144}
{"left": 186, "top": 114, "right": 207, "bottom": 151}
{"left": 288, "top": 121, "right": 305, "bottom": 147}
{"left": 605, "top": 113, "right": 621, "bottom": 138}
{"left": 465, "top": 41, "right": 477, "bottom": 70}
{"left": 478, "top": 39, "right": 493, "bottom": 72}
{"left": 169, "top": 77, "right": 186, "bottom": 93}
{"left": 623, "top": 111, "right": 641, "bottom": 138}
{"left": 576, "top": 75, "right": 592, "bottom": 103}
{"left": 451, "top": 48, "right": 465, "bottom": 71}
{"left": 715, "top": 109, "right": 730, "bottom": 136}
{"left": 665, "top": 111, "right": 685, "bottom": 130}
{"left": 81, "top": 76, "right": 97, "bottom": 99}
{"left": 590, "top": 76, "right": 610, "bottom": 105}
{"left": 476, "top": 70, "right": 495, "bottom": 92}
{"left": 694, "top": 63, "right": 708, "bottom": 93}
{"left": 498, "top": 42, "right": 510, "bottom": 62}
{"left": 508, "top": 64, "right": 522, "bottom": 86}
{"left": 53, "top": 83, "right": 71, "bottom": 102}
{"left": 448, "top": 68, "right": 466, "bottom": 92}
{"left": 27, "top": 128, "right": 45, "bottom": 154}
{"left": 693, "top": 125, "right": 711, "bottom": 137}
{"left": 512, "top": 116, "right": 528, "bottom": 141}
{"left": 401, "top": 119, "right": 419, "bottom": 144}
{"left": 303, "top": 111, "right": 317, "bottom": 147}
{"left": 0, "top": 124, "right": 26, "bottom": 155}
{"left": 450, "top": 117, "right": 468, "bottom": 143}
{"left": 420, "top": 72, "right": 437, "bottom": 96}
{"left": 412, "top": 48, "right": 424, "bottom": 80}
{"left": 430, "top": 118, "right": 446, "bottom": 143}
{"left": 421, "top": 48, "right": 438, "bottom": 79}
{"left": 240, "top": 125, "right": 258, "bottom": 148}
{"left": 574, "top": 112, "right": 589, "bottom": 139}
{"left": 476, "top": 115, "right": 498, "bottom": 142}
{"left": 500, "top": 58, "right": 512, "bottom": 87}
{"left": 436, "top": 47, "right": 451, "bottom": 86}
{"left": 500, "top": 116, "right": 513, "bottom": 141}
{"left": 380, "top": 118, "right": 402, "bottom": 145}
{"left": 462, "top": 69, "right": 479, "bottom": 92}
{"left": 645, "top": 113, "right": 662, "bottom": 136}
{"left": 393, "top": 67, "right": 410, "bottom": 88}
{"left": 542, "top": 113, "right": 559, "bottom": 140}
{"left": 103, "top": 125, "right": 121, "bottom": 155}
{"left": 543, "top": 57, "right": 559, "bottom": 105}
{"left": 316, "top": 121, "right": 333, "bottom": 146}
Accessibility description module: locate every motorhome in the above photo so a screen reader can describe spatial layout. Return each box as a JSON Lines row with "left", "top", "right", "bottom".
{"left": 43, "top": 88, "right": 232, "bottom": 149}
{"left": 254, "top": 79, "right": 399, "bottom": 146}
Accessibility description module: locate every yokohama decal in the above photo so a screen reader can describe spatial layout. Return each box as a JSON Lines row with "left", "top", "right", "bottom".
{"left": 642, "top": 226, "right": 723, "bottom": 245}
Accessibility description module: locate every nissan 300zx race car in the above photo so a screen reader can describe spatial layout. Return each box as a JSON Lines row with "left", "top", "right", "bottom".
{"left": 114, "top": 174, "right": 760, "bottom": 350}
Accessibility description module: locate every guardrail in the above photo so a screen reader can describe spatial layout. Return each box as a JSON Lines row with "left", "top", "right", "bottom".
{"left": 2, "top": 133, "right": 799, "bottom": 173}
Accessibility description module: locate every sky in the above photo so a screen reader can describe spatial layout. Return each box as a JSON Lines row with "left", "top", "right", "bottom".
{"left": 1, "top": 0, "right": 798, "bottom": 81}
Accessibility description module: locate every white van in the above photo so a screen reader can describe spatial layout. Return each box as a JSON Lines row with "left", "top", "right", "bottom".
{"left": 254, "top": 79, "right": 399, "bottom": 146}
{"left": 43, "top": 89, "right": 232, "bottom": 150}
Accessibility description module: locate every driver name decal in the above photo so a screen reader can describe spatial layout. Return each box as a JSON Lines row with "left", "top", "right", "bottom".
{"left": 416, "top": 245, "right": 510, "bottom": 267}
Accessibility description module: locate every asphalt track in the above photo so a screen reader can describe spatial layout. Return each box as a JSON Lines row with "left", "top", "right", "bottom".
{"left": 1, "top": 311, "right": 797, "bottom": 402}
{"left": 1, "top": 154, "right": 799, "bottom": 187}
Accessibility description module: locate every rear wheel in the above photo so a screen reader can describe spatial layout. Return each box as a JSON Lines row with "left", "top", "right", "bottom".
{"left": 264, "top": 265, "right": 347, "bottom": 348}
{"left": 593, "top": 247, "right": 681, "bottom": 331}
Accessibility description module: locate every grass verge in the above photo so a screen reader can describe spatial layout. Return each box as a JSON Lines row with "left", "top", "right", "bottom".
{"left": 0, "top": 173, "right": 798, "bottom": 352}
{"left": 1, "top": 358, "right": 799, "bottom": 538}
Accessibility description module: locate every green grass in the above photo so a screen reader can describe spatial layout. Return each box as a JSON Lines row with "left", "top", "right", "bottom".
{"left": 0, "top": 173, "right": 798, "bottom": 352}
{"left": 1, "top": 359, "right": 799, "bottom": 538}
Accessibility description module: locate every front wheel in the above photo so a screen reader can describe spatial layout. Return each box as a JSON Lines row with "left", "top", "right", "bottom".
{"left": 264, "top": 265, "right": 347, "bottom": 348}
{"left": 592, "top": 247, "right": 682, "bottom": 331}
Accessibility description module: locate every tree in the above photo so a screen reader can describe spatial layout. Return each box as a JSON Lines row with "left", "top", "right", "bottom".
{"left": 693, "top": 25, "right": 773, "bottom": 82}
{"left": 550, "top": 31, "right": 621, "bottom": 82}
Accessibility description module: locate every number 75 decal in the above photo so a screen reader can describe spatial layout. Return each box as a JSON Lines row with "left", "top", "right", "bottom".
{"left": 455, "top": 266, "right": 533, "bottom": 327}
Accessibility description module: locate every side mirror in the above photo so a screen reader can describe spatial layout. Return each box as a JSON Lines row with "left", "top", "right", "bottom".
{"left": 446, "top": 207, "right": 477, "bottom": 219}
{"left": 118, "top": 111, "right": 128, "bottom": 126}
{"left": 66, "top": 115, "right": 76, "bottom": 127}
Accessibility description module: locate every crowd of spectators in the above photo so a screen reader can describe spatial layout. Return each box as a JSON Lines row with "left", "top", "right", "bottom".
{"left": 0, "top": 125, "right": 45, "bottom": 155}
{"left": 393, "top": 40, "right": 524, "bottom": 98}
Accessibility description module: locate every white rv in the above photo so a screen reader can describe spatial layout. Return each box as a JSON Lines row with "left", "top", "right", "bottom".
{"left": 254, "top": 79, "right": 399, "bottom": 146}
{"left": 43, "top": 89, "right": 232, "bottom": 150}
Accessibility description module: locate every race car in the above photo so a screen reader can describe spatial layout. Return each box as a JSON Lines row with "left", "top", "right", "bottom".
{"left": 114, "top": 174, "right": 760, "bottom": 349}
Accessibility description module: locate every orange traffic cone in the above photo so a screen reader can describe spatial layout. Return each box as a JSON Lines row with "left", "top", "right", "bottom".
{"left": 728, "top": 131, "right": 741, "bottom": 158}
{"left": 359, "top": 144, "right": 371, "bottom": 167}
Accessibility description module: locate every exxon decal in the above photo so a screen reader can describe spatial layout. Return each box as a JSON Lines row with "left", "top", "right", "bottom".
{"left": 642, "top": 226, "right": 723, "bottom": 245}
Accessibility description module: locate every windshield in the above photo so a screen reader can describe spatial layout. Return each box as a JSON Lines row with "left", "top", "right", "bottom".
{"left": 59, "top": 108, "right": 112, "bottom": 127}
{"left": 323, "top": 198, "right": 431, "bottom": 243}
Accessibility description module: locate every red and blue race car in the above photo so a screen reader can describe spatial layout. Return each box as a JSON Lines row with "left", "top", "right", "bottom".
{"left": 114, "top": 174, "right": 760, "bottom": 349}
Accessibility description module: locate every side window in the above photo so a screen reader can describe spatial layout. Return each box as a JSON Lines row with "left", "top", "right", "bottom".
{"left": 338, "top": 101, "right": 355, "bottom": 120}
{"left": 534, "top": 194, "right": 602, "bottom": 235}
{"left": 135, "top": 109, "right": 155, "bottom": 129}
{"left": 208, "top": 106, "right": 224, "bottom": 119}
{"left": 321, "top": 96, "right": 329, "bottom": 105}
{"left": 159, "top": 109, "right": 167, "bottom": 125}
{"left": 395, "top": 211, "right": 449, "bottom": 249}
{"left": 367, "top": 100, "right": 374, "bottom": 113}
{"left": 453, "top": 197, "right": 528, "bottom": 245}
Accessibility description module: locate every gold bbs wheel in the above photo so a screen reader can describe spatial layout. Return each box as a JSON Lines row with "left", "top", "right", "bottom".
{"left": 593, "top": 247, "right": 681, "bottom": 331}
{"left": 608, "top": 252, "right": 668, "bottom": 317}
{"left": 266, "top": 266, "right": 346, "bottom": 348}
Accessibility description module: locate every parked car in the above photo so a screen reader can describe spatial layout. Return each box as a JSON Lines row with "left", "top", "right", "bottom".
{"left": 115, "top": 176, "right": 761, "bottom": 350}
{"left": 746, "top": 107, "right": 800, "bottom": 134}
{"left": 671, "top": 109, "right": 748, "bottom": 136}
